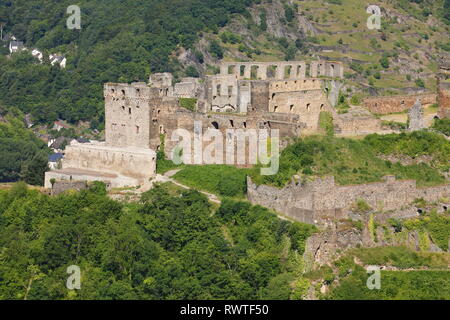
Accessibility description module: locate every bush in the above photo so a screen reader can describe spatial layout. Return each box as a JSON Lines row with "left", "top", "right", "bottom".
{"left": 380, "top": 57, "right": 390, "bottom": 69}
{"left": 209, "top": 40, "right": 224, "bottom": 59}
{"left": 217, "top": 174, "right": 245, "bottom": 197}
{"left": 319, "top": 112, "right": 334, "bottom": 136}
{"left": 185, "top": 65, "right": 199, "bottom": 78}
{"left": 415, "top": 78, "right": 425, "bottom": 88}
{"left": 352, "top": 199, "right": 372, "bottom": 213}
{"left": 179, "top": 98, "right": 197, "bottom": 111}
{"left": 432, "top": 118, "right": 450, "bottom": 136}
{"left": 350, "top": 95, "right": 362, "bottom": 105}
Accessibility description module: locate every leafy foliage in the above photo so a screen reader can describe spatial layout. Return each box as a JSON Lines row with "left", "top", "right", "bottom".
{"left": 403, "top": 211, "right": 450, "bottom": 251}
{"left": 0, "top": 182, "right": 316, "bottom": 299}
{"left": 0, "top": 0, "right": 256, "bottom": 126}
{"left": 432, "top": 118, "right": 450, "bottom": 136}
{"left": 179, "top": 98, "right": 197, "bottom": 112}
{"left": 327, "top": 246, "right": 450, "bottom": 300}
{"left": 0, "top": 114, "right": 50, "bottom": 185}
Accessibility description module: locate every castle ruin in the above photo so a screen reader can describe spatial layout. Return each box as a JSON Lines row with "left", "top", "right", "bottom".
{"left": 247, "top": 176, "right": 450, "bottom": 226}
{"left": 45, "top": 59, "right": 387, "bottom": 189}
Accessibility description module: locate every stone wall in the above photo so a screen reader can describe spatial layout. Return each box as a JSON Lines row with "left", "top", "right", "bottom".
{"left": 407, "top": 100, "right": 424, "bottom": 131}
{"left": 149, "top": 72, "right": 173, "bottom": 88}
{"left": 268, "top": 79, "right": 329, "bottom": 133}
{"left": 205, "top": 74, "right": 240, "bottom": 112}
{"left": 363, "top": 93, "right": 437, "bottom": 114}
{"left": 174, "top": 77, "right": 203, "bottom": 99}
{"left": 438, "top": 81, "right": 450, "bottom": 119}
{"left": 247, "top": 175, "right": 450, "bottom": 225}
{"left": 44, "top": 142, "right": 156, "bottom": 188}
{"left": 50, "top": 181, "right": 87, "bottom": 196}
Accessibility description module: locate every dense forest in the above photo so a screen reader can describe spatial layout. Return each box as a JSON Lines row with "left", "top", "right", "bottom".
{"left": 0, "top": 0, "right": 256, "bottom": 128}
{"left": 1, "top": 181, "right": 448, "bottom": 300}
{"left": 0, "top": 182, "right": 316, "bottom": 299}
{"left": 0, "top": 110, "right": 50, "bottom": 185}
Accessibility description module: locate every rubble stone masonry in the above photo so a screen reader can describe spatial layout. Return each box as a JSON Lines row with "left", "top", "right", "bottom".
{"left": 363, "top": 93, "right": 436, "bottom": 114}
{"left": 247, "top": 176, "right": 450, "bottom": 225}
{"left": 438, "top": 81, "right": 450, "bottom": 119}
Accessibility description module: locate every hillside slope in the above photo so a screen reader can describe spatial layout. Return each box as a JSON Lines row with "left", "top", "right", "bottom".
{"left": 191, "top": 0, "right": 449, "bottom": 95}
{"left": 0, "top": 0, "right": 449, "bottom": 128}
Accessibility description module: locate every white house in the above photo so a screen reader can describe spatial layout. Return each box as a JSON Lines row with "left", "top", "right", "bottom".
{"left": 31, "top": 49, "right": 43, "bottom": 62}
{"left": 49, "top": 54, "right": 67, "bottom": 69}
{"left": 9, "top": 40, "right": 25, "bottom": 54}
{"left": 48, "top": 153, "right": 64, "bottom": 170}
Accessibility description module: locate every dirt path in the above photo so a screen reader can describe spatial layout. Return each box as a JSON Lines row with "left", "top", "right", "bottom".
{"left": 161, "top": 170, "right": 221, "bottom": 204}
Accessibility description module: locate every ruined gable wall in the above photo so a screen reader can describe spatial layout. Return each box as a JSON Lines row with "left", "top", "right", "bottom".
{"left": 363, "top": 93, "right": 437, "bottom": 114}
{"left": 174, "top": 77, "right": 203, "bottom": 99}
{"left": 206, "top": 75, "right": 239, "bottom": 112}
{"left": 148, "top": 96, "right": 182, "bottom": 150}
{"left": 248, "top": 81, "right": 270, "bottom": 114}
{"left": 268, "top": 79, "right": 329, "bottom": 133}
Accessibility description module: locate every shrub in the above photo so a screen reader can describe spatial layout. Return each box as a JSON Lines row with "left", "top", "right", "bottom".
{"left": 185, "top": 65, "right": 199, "bottom": 78}
{"left": 380, "top": 57, "right": 390, "bottom": 69}
{"left": 179, "top": 98, "right": 197, "bottom": 111}
{"left": 350, "top": 95, "right": 362, "bottom": 105}
{"left": 352, "top": 199, "right": 372, "bottom": 213}
{"left": 209, "top": 40, "right": 224, "bottom": 59}
{"left": 319, "top": 111, "right": 334, "bottom": 136}
{"left": 415, "top": 78, "right": 425, "bottom": 88}
{"left": 432, "top": 118, "right": 450, "bottom": 136}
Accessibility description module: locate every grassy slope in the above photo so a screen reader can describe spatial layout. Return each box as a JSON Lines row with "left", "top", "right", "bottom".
{"left": 212, "top": 0, "right": 449, "bottom": 95}
{"left": 252, "top": 131, "right": 449, "bottom": 188}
